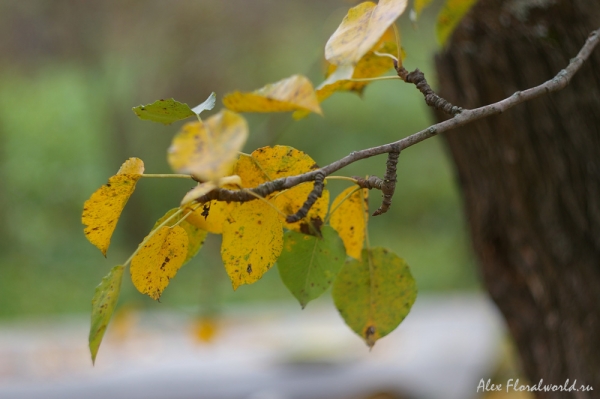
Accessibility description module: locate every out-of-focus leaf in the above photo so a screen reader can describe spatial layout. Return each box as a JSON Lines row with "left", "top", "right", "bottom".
{"left": 330, "top": 186, "right": 369, "bottom": 260}
{"left": 82, "top": 158, "right": 144, "bottom": 256}
{"left": 89, "top": 265, "right": 124, "bottom": 364}
{"left": 223, "top": 75, "right": 322, "bottom": 116}
{"left": 325, "top": 0, "right": 408, "bottom": 66}
{"left": 132, "top": 98, "right": 195, "bottom": 125}
{"left": 192, "top": 92, "right": 216, "bottom": 116}
{"left": 332, "top": 247, "right": 417, "bottom": 348}
{"left": 152, "top": 208, "right": 207, "bottom": 264}
{"left": 278, "top": 226, "right": 346, "bottom": 308}
{"left": 221, "top": 201, "right": 283, "bottom": 290}
{"left": 234, "top": 146, "right": 329, "bottom": 234}
{"left": 167, "top": 110, "right": 248, "bottom": 183}
{"left": 130, "top": 226, "right": 188, "bottom": 300}
{"left": 436, "top": 0, "right": 478, "bottom": 46}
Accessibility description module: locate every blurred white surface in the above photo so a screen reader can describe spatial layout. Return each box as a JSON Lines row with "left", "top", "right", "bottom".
{"left": 0, "top": 293, "right": 504, "bottom": 399}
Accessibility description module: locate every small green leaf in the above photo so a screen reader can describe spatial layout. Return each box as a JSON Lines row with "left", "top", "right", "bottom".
{"left": 192, "top": 92, "right": 216, "bottom": 116}
{"left": 332, "top": 247, "right": 417, "bottom": 348}
{"left": 278, "top": 226, "right": 346, "bottom": 308}
{"left": 152, "top": 208, "right": 208, "bottom": 264}
{"left": 132, "top": 98, "right": 195, "bottom": 125}
{"left": 89, "top": 265, "right": 125, "bottom": 364}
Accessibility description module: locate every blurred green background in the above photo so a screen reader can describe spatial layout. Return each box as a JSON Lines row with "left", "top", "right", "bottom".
{"left": 0, "top": 0, "right": 479, "bottom": 319}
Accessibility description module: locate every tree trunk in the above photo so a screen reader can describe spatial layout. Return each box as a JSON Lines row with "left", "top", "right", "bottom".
{"left": 435, "top": 0, "right": 600, "bottom": 397}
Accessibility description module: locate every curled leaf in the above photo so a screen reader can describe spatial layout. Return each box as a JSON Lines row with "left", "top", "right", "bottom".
{"left": 167, "top": 109, "right": 248, "bottom": 183}
{"left": 132, "top": 98, "right": 195, "bottom": 125}
{"left": 325, "top": 0, "right": 408, "bottom": 66}
{"left": 82, "top": 158, "right": 145, "bottom": 256}
{"left": 89, "top": 265, "right": 125, "bottom": 364}
{"left": 332, "top": 247, "right": 417, "bottom": 348}
{"left": 221, "top": 201, "right": 283, "bottom": 290}
{"left": 192, "top": 92, "right": 216, "bottom": 116}
{"left": 130, "top": 226, "right": 188, "bottom": 300}
{"left": 223, "top": 75, "right": 322, "bottom": 116}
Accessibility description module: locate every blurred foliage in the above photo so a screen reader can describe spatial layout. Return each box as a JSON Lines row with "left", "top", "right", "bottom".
{"left": 0, "top": 0, "right": 478, "bottom": 319}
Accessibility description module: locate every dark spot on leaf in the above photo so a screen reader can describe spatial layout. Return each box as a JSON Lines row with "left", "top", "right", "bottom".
{"left": 365, "top": 326, "right": 375, "bottom": 338}
{"left": 247, "top": 264, "right": 252, "bottom": 274}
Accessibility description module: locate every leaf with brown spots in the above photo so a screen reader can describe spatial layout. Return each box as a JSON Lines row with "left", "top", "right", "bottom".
{"left": 223, "top": 75, "right": 322, "bottom": 116}
{"left": 277, "top": 226, "right": 346, "bottom": 308}
{"left": 325, "top": 0, "right": 408, "bottom": 66}
{"left": 152, "top": 208, "right": 208, "bottom": 264}
{"left": 132, "top": 98, "right": 195, "bottom": 125}
{"left": 130, "top": 226, "right": 188, "bottom": 300}
{"left": 332, "top": 247, "right": 417, "bottom": 347}
{"left": 234, "top": 146, "right": 329, "bottom": 234}
{"left": 82, "top": 158, "right": 145, "bottom": 256}
{"left": 89, "top": 265, "right": 124, "bottom": 364}
{"left": 329, "top": 186, "right": 369, "bottom": 260}
{"left": 221, "top": 200, "right": 283, "bottom": 290}
{"left": 185, "top": 200, "right": 237, "bottom": 234}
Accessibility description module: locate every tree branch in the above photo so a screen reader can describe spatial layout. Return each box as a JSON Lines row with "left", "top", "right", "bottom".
{"left": 192, "top": 28, "right": 600, "bottom": 220}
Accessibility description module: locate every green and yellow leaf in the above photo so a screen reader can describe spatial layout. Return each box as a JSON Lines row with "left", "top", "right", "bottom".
{"left": 153, "top": 208, "right": 208, "bottom": 264}
{"left": 325, "top": 0, "right": 408, "bottom": 66}
{"left": 132, "top": 98, "right": 195, "bottom": 125}
{"left": 436, "top": 0, "right": 477, "bottom": 46}
{"left": 89, "top": 265, "right": 125, "bottom": 364}
{"left": 130, "top": 225, "right": 188, "bottom": 300}
{"left": 332, "top": 247, "right": 417, "bottom": 348}
{"left": 167, "top": 109, "right": 248, "bottom": 183}
{"left": 277, "top": 226, "right": 346, "bottom": 308}
{"left": 223, "top": 75, "right": 322, "bottom": 116}
{"left": 329, "top": 186, "right": 369, "bottom": 260}
{"left": 221, "top": 201, "right": 283, "bottom": 290}
{"left": 82, "top": 158, "right": 145, "bottom": 256}
{"left": 234, "top": 146, "right": 329, "bottom": 234}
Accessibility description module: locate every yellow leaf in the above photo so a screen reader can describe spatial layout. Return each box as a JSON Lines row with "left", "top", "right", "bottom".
{"left": 325, "top": 0, "right": 408, "bottom": 66}
{"left": 82, "top": 158, "right": 145, "bottom": 256}
{"left": 130, "top": 225, "right": 188, "bottom": 300}
{"left": 330, "top": 187, "right": 369, "bottom": 260}
{"left": 167, "top": 110, "right": 248, "bottom": 183}
{"left": 180, "top": 175, "right": 242, "bottom": 206}
{"left": 221, "top": 201, "right": 283, "bottom": 290}
{"left": 234, "top": 146, "right": 329, "bottom": 234}
{"left": 436, "top": 0, "right": 477, "bottom": 46}
{"left": 152, "top": 208, "right": 208, "bottom": 264}
{"left": 293, "top": 28, "right": 401, "bottom": 120}
{"left": 223, "top": 75, "right": 323, "bottom": 116}
{"left": 185, "top": 200, "right": 237, "bottom": 234}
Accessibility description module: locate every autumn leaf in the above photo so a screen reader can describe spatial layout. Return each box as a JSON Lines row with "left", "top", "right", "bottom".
{"left": 436, "top": 0, "right": 477, "bottom": 45}
{"left": 89, "top": 265, "right": 124, "bottom": 364}
{"left": 234, "top": 146, "right": 329, "bottom": 234}
{"left": 221, "top": 201, "right": 283, "bottom": 290}
{"left": 130, "top": 226, "right": 188, "bottom": 300}
{"left": 152, "top": 208, "right": 208, "bottom": 264}
{"left": 132, "top": 98, "right": 195, "bottom": 125}
{"left": 325, "top": 0, "right": 408, "bottom": 66}
{"left": 185, "top": 200, "right": 237, "bottom": 234}
{"left": 167, "top": 109, "right": 248, "bottom": 183}
{"left": 223, "top": 75, "right": 323, "bottom": 116}
{"left": 277, "top": 226, "right": 346, "bottom": 308}
{"left": 332, "top": 247, "right": 417, "bottom": 348}
{"left": 329, "top": 186, "right": 369, "bottom": 260}
{"left": 82, "top": 158, "right": 145, "bottom": 256}
{"left": 293, "top": 27, "right": 400, "bottom": 120}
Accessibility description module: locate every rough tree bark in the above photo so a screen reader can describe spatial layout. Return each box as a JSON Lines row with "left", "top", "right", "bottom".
{"left": 435, "top": 0, "right": 600, "bottom": 396}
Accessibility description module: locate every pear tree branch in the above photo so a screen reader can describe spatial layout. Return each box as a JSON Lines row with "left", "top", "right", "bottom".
{"left": 192, "top": 28, "right": 600, "bottom": 221}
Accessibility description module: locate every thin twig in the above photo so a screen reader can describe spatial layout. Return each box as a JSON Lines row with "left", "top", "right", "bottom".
{"left": 189, "top": 28, "right": 600, "bottom": 214}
